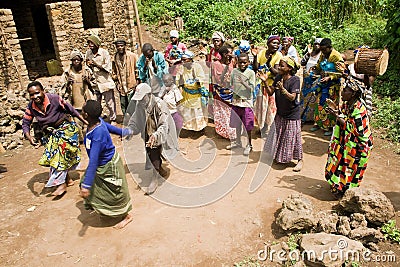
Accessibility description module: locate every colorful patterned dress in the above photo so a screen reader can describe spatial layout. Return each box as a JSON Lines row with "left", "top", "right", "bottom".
{"left": 212, "top": 60, "right": 236, "bottom": 139}
{"left": 325, "top": 100, "right": 373, "bottom": 195}
{"left": 314, "top": 49, "right": 345, "bottom": 130}
{"left": 300, "top": 52, "right": 321, "bottom": 123}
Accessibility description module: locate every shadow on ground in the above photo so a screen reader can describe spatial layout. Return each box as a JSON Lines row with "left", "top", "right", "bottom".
{"left": 75, "top": 200, "right": 127, "bottom": 236}
{"left": 274, "top": 174, "right": 336, "bottom": 201}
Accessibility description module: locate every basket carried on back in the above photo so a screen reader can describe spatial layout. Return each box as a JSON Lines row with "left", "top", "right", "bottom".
{"left": 354, "top": 49, "right": 389, "bottom": 76}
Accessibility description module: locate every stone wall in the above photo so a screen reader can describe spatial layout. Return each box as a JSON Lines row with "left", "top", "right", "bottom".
{"left": 0, "top": 9, "right": 29, "bottom": 91}
{"left": 46, "top": 0, "right": 137, "bottom": 70}
{"left": 46, "top": 1, "right": 86, "bottom": 70}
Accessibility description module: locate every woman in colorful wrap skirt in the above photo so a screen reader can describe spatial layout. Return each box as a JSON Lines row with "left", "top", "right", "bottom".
{"left": 325, "top": 78, "right": 373, "bottom": 199}
{"left": 22, "top": 81, "right": 87, "bottom": 196}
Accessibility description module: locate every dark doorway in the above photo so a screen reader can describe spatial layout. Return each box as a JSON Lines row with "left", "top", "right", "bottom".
{"left": 81, "top": 0, "right": 102, "bottom": 29}
{"left": 31, "top": 4, "right": 54, "bottom": 55}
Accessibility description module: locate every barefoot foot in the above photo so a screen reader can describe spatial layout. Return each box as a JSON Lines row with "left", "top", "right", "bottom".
{"left": 293, "top": 159, "right": 303, "bottom": 172}
{"left": 113, "top": 213, "right": 133, "bottom": 229}
{"left": 52, "top": 183, "right": 67, "bottom": 196}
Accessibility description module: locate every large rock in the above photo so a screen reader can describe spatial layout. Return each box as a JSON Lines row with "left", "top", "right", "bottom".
{"left": 276, "top": 194, "right": 317, "bottom": 231}
{"left": 348, "top": 227, "right": 384, "bottom": 244}
{"left": 339, "top": 188, "right": 395, "bottom": 226}
{"left": 316, "top": 212, "right": 339, "bottom": 234}
{"left": 299, "top": 233, "right": 366, "bottom": 267}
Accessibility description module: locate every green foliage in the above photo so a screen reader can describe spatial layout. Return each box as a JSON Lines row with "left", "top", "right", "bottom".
{"left": 234, "top": 256, "right": 260, "bottom": 267}
{"left": 138, "top": 0, "right": 329, "bottom": 48}
{"left": 322, "top": 14, "right": 386, "bottom": 51}
{"left": 381, "top": 220, "right": 400, "bottom": 243}
{"left": 375, "top": 63, "right": 400, "bottom": 98}
{"left": 312, "top": 0, "right": 387, "bottom": 27}
{"left": 383, "top": 0, "right": 400, "bottom": 58}
{"left": 372, "top": 96, "right": 400, "bottom": 143}
{"left": 138, "top": 0, "right": 387, "bottom": 54}
{"left": 287, "top": 232, "right": 301, "bottom": 251}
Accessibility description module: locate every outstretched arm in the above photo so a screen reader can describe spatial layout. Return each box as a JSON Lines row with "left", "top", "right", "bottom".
{"left": 104, "top": 121, "right": 132, "bottom": 137}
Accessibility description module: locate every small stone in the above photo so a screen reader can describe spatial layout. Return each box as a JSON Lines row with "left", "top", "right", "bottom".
{"left": 253, "top": 218, "right": 262, "bottom": 227}
{"left": 27, "top": 206, "right": 36, "bottom": 212}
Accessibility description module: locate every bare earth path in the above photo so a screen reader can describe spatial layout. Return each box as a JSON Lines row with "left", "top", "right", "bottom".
{"left": 0, "top": 122, "right": 399, "bottom": 266}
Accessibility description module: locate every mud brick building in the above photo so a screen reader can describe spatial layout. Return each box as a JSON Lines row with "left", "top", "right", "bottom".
{"left": 0, "top": 0, "right": 138, "bottom": 91}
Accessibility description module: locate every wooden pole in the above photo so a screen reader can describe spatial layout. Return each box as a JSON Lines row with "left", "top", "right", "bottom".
{"left": 132, "top": 0, "right": 143, "bottom": 54}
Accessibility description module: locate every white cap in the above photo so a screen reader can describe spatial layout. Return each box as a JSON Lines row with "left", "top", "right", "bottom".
{"left": 132, "top": 83, "right": 151, "bottom": 101}
{"left": 170, "top": 30, "right": 179, "bottom": 38}
{"left": 212, "top": 31, "right": 225, "bottom": 42}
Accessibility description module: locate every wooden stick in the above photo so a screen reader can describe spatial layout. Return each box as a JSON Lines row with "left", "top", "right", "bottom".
{"left": 131, "top": 0, "right": 143, "bottom": 54}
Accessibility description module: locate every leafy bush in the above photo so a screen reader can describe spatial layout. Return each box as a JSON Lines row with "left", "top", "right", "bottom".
{"left": 311, "top": 0, "right": 387, "bottom": 27}
{"left": 138, "top": 0, "right": 330, "bottom": 48}
{"left": 372, "top": 96, "right": 400, "bottom": 143}
{"left": 138, "top": 0, "right": 386, "bottom": 53}
{"left": 383, "top": 0, "right": 400, "bottom": 58}
{"left": 375, "top": 63, "right": 400, "bottom": 99}
{"left": 322, "top": 14, "right": 386, "bottom": 51}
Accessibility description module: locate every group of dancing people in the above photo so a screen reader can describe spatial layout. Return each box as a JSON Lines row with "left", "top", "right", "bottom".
{"left": 21, "top": 31, "right": 375, "bottom": 228}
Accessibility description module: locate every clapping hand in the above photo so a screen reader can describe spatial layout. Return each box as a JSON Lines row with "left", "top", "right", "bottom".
{"left": 146, "top": 134, "right": 157, "bottom": 148}
{"left": 276, "top": 81, "right": 284, "bottom": 91}
{"left": 257, "top": 71, "right": 268, "bottom": 83}
{"left": 325, "top": 99, "right": 339, "bottom": 117}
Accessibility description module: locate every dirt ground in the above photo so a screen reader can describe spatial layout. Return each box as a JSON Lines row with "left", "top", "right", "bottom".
{"left": 1, "top": 120, "right": 399, "bottom": 266}
{"left": 1, "top": 28, "right": 399, "bottom": 267}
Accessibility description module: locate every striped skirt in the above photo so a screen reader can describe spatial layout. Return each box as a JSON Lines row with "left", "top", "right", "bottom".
{"left": 265, "top": 115, "right": 303, "bottom": 163}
